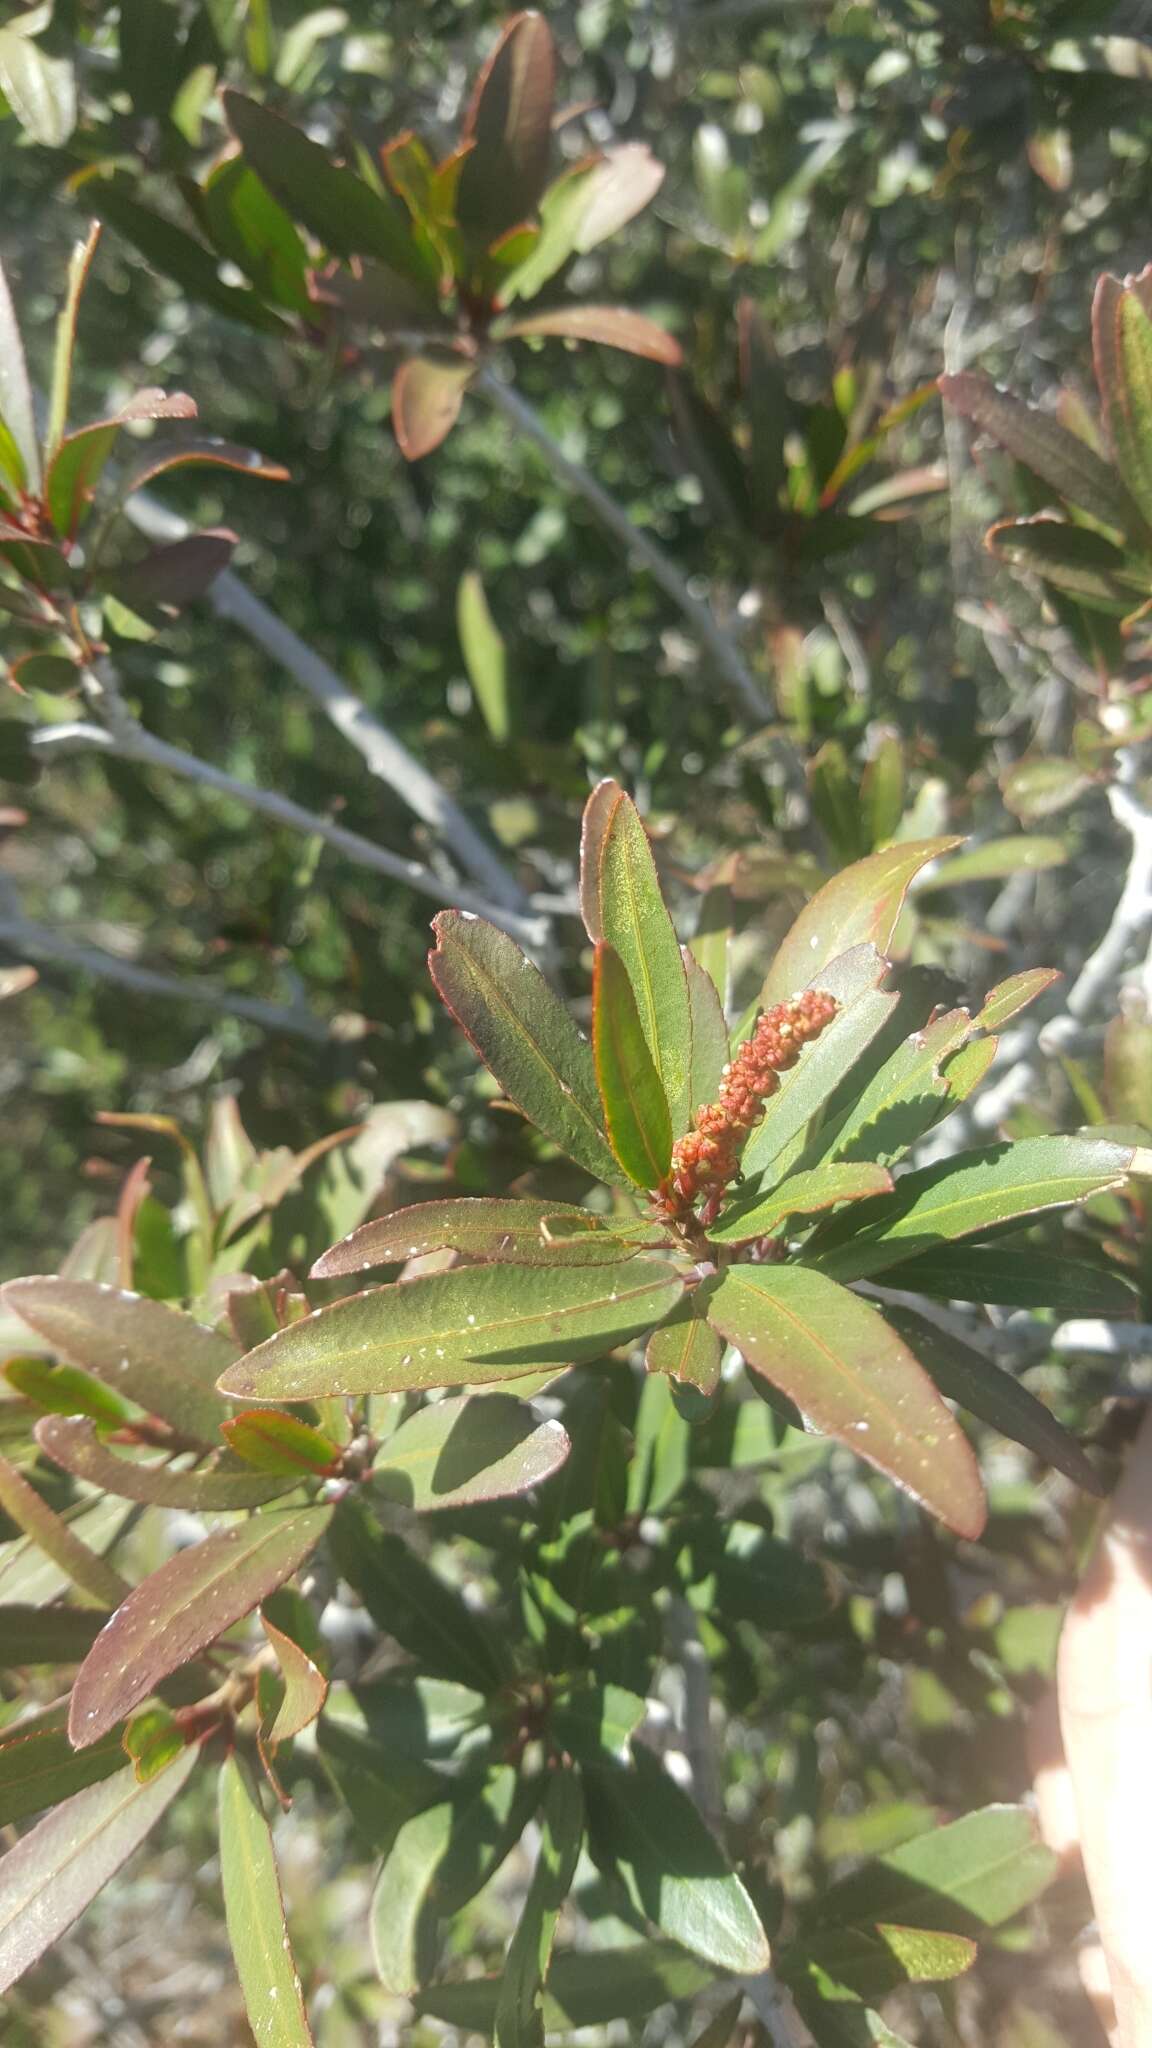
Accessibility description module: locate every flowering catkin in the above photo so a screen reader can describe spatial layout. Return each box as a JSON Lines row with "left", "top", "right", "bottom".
{"left": 656, "top": 989, "right": 839, "bottom": 1225}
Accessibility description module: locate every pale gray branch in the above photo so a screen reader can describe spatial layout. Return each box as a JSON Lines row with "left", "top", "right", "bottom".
{"left": 125, "top": 491, "right": 529, "bottom": 914}
{"left": 473, "top": 365, "right": 773, "bottom": 723}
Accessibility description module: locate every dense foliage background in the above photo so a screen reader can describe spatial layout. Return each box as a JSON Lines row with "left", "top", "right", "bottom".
{"left": 2, "top": 2, "right": 1152, "bottom": 2044}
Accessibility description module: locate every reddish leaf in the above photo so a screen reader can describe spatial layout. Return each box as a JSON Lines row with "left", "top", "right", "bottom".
{"left": 35, "top": 1414, "right": 294, "bottom": 1509}
{"left": 705, "top": 1264, "right": 986, "bottom": 1538}
{"left": 940, "top": 370, "right": 1137, "bottom": 535}
{"left": 392, "top": 357, "right": 475, "bottom": 460}
{"left": 311, "top": 1197, "right": 648, "bottom": 1278}
{"left": 45, "top": 390, "right": 196, "bottom": 538}
{"left": 592, "top": 942, "right": 673, "bottom": 1189}
{"left": 502, "top": 306, "right": 682, "bottom": 365}
{"left": 112, "top": 529, "right": 237, "bottom": 608}
{"left": 260, "top": 1608, "right": 328, "bottom": 1748}
{"left": 758, "top": 841, "right": 959, "bottom": 1010}
{"left": 0, "top": 1750, "right": 199, "bottom": 1995}
{"left": 118, "top": 438, "right": 290, "bottom": 501}
{"left": 68, "top": 1506, "right": 332, "bottom": 1747}
{"left": 457, "top": 11, "right": 556, "bottom": 246}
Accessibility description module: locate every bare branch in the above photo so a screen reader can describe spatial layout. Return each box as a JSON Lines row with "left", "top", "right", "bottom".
{"left": 124, "top": 491, "right": 530, "bottom": 915}
{"left": 473, "top": 364, "right": 774, "bottom": 723}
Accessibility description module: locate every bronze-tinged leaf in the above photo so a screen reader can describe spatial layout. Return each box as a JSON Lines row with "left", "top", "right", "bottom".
{"left": 683, "top": 948, "right": 729, "bottom": 1118}
{"left": 0, "top": 1749, "right": 198, "bottom": 1995}
{"left": 428, "top": 911, "right": 626, "bottom": 1186}
{"left": 705, "top": 1265, "right": 986, "bottom": 1538}
{"left": 1, "top": 1277, "right": 233, "bottom": 1446}
{"left": 974, "top": 968, "right": 1060, "bottom": 1031}
{"left": 217, "top": 1259, "right": 684, "bottom": 1402}
{"left": 580, "top": 781, "right": 693, "bottom": 1139}
{"left": 645, "top": 1298, "right": 724, "bottom": 1395}
{"left": 457, "top": 11, "right": 556, "bottom": 247}
{"left": 311, "top": 1197, "right": 645, "bottom": 1278}
{"left": 220, "top": 1411, "right": 342, "bottom": 1476}
{"left": 501, "top": 306, "right": 682, "bottom": 365}
{"left": 940, "top": 370, "right": 1138, "bottom": 535}
{"left": 68, "top": 1506, "right": 332, "bottom": 1748}
{"left": 34, "top": 1415, "right": 296, "bottom": 1509}
{"left": 984, "top": 517, "right": 1132, "bottom": 610}
{"left": 392, "top": 357, "right": 475, "bottom": 461}
{"left": 592, "top": 942, "right": 673, "bottom": 1189}
{"left": 758, "top": 843, "right": 959, "bottom": 1011}
{"left": 260, "top": 1609, "right": 328, "bottom": 1750}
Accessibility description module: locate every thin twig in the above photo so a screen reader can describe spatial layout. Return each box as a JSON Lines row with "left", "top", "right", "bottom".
{"left": 473, "top": 364, "right": 774, "bottom": 723}
{"left": 31, "top": 709, "right": 549, "bottom": 949}
{"left": 124, "top": 491, "right": 530, "bottom": 915}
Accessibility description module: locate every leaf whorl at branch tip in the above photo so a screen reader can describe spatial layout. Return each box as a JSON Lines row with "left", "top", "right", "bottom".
{"left": 655, "top": 990, "right": 839, "bottom": 1225}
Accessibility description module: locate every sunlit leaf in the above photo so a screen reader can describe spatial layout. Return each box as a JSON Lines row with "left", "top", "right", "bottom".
{"left": 372, "top": 1392, "right": 569, "bottom": 1509}
{"left": 35, "top": 1415, "right": 294, "bottom": 1508}
{"left": 1094, "top": 271, "right": 1152, "bottom": 527}
{"left": 817, "top": 1804, "right": 1058, "bottom": 1935}
{"left": 392, "top": 356, "right": 475, "bottom": 460}
{"left": 80, "top": 174, "right": 287, "bottom": 332}
{"left": 201, "top": 155, "right": 312, "bottom": 314}
{"left": 974, "top": 969, "right": 1061, "bottom": 1030}
{"left": 0, "top": 1748, "right": 198, "bottom": 1995}
{"left": 218, "top": 1752, "right": 315, "bottom": 2045}
{"left": 738, "top": 986, "right": 898, "bottom": 1183}
{"left": 707, "top": 1162, "right": 892, "bottom": 1244}
{"left": 457, "top": 569, "right": 510, "bottom": 742}
{"left": 984, "top": 518, "right": 1131, "bottom": 609}
{"left": 429, "top": 910, "right": 626, "bottom": 1186}
{"left": 500, "top": 144, "right": 665, "bottom": 302}
{"left": 495, "top": 1766, "right": 583, "bottom": 2048}
{"left": 645, "top": 1297, "right": 724, "bottom": 1394}
{"left": 759, "top": 843, "right": 957, "bottom": 1009}
{"left": 502, "top": 306, "right": 681, "bottom": 364}
{"left": 45, "top": 389, "right": 196, "bottom": 539}
{"left": 0, "top": 1455, "right": 128, "bottom": 1608}
{"left": 220, "top": 1410, "right": 341, "bottom": 1476}
{"left": 585, "top": 1747, "right": 771, "bottom": 1972}
{"left": 220, "top": 1258, "right": 681, "bottom": 1400}
{"left": 68, "top": 1506, "right": 332, "bottom": 1747}
{"left": 916, "top": 837, "right": 1068, "bottom": 888}
{"left": 705, "top": 1265, "right": 986, "bottom": 1537}
{"left": 0, "top": 26, "right": 75, "bottom": 147}
{"left": 0, "top": 253, "right": 42, "bottom": 490}
{"left": 683, "top": 948, "right": 729, "bottom": 1118}
{"left": 373, "top": 1764, "right": 532, "bottom": 1995}
{"left": 593, "top": 942, "right": 673, "bottom": 1188}
{"left": 5, "top": 1354, "right": 132, "bottom": 1429}
{"left": 311, "top": 1197, "right": 647, "bottom": 1278}
{"left": 580, "top": 781, "right": 693, "bottom": 1137}
{"left": 793, "top": 1922, "right": 976, "bottom": 1999}
{"left": 549, "top": 1681, "right": 646, "bottom": 1763}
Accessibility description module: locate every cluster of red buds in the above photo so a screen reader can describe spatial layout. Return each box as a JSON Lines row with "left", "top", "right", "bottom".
{"left": 655, "top": 989, "right": 839, "bottom": 1228}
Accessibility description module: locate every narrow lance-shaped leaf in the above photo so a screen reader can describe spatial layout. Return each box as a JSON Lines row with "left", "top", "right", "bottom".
{"left": 759, "top": 841, "right": 959, "bottom": 1009}
{"left": 457, "top": 10, "right": 556, "bottom": 246}
{"left": 372, "top": 1392, "right": 570, "bottom": 1511}
{"left": 501, "top": 307, "right": 682, "bottom": 365}
{"left": 0, "top": 1749, "right": 199, "bottom": 1996}
{"left": 218, "top": 1753, "right": 315, "bottom": 2046}
{"left": 1093, "top": 271, "right": 1152, "bottom": 528}
{"left": 816, "top": 1008, "right": 975, "bottom": 1171}
{"left": 580, "top": 781, "right": 694, "bottom": 1136}
{"left": 705, "top": 1161, "right": 893, "bottom": 1245}
{"left": 739, "top": 986, "right": 899, "bottom": 1183}
{"left": 69, "top": 1505, "right": 333, "bottom": 1747}
{"left": 974, "top": 968, "right": 1060, "bottom": 1031}
{"left": 495, "top": 1767, "right": 584, "bottom": 2048}
{"left": 0, "top": 1702, "right": 125, "bottom": 1826}
{"left": 373, "top": 1766, "right": 532, "bottom": 1995}
{"left": 218, "top": 1258, "right": 683, "bottom": 1401}
{"left": 0, "top": 1455, "right": 128, "bottom": 1608}
{"left": 35, "top": 1415, "right": 295, "bottom": 1509}
{"left": 0, "top": 26, "right": 75, "bottom": 148}
{"left": 880, "top": 1306, "right": 1105, "bottom": 1496}
{"left": 0, "top": 1603, "right": 107, "bottom": 1668}
{"left": 260, "top": 1605, "right": 328, "bottom": 1749}
{"left": 328, "top": 1495, "right": 509, "bottom": 1692}
{"left": 46, "top": 223, "right": 100, "bottom": 461}
{"left": 705, "top": 1265, "right": 986, "bottom": 1539}
{"left": 311, "top": 1197, "right": 650, "bottom": 1279}
{"left": 2, "top": 1277, "right": 234, "bottom": 1446}
{"left": 220, "top": 1410, "right": 341, "bottom": 1476}
{"left": 877, "top": 1242, "right": 1136, "bottom": 1316}
{"left": 984, "top": 518, "right": 1132, "bottom": 610}
{"left": 429, "top": 911, "right": 627, "bottom": 1186}
{"left": 585, "top": 1747, "right": 771, "bottom": 1973}
{"left": 415, "top": 1944, "right": 712, "bottom": 2033}
{"left": 0, "top": 251, "right": 41, "bottom": 490}
{"left": 683, "top": 947, "right": 729, "bottom": 1117}
{"left": 815, "top": 1804, "right": 1057, "bottom": 1936}
{"left": 593, "top": 942, "right": 673, "bottom": 1189}
{"left": 457, "top": 570, "right": 510, "bottom": 742}
{"left": 811, "top": 1135, "right": 1134, "bottom": 1284}
{"left": 940, "top": 370, "right": 1139, "bottom": 535}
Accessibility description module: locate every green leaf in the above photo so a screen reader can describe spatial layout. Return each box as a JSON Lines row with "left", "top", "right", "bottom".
{"left": 984, "top": 518, "right": 1132, "bottom": 609}
{"left": 327, "top": 1495, "right": 509, "bottom": 1691}
{"left": 372, "top": 1391, "right": 570, "bottom": 1510}
{"left": 1094, "top": 272, "right": 1152, "bottom": 527}
{"left": 739, "top": 987, "right": 898, "bottom": 1182}
{"left": 758, "top": 842, "right": 959, "bottom": 1009}
{"left": 627, "top": 1372, "right": 691, "bottom": 1514}
{"left": 679, "top": 1518, "right": 838, "bottom": 1631}
{"left": 580, "top": 781, "right": 694, "bottom": 1139}
{"left": 793, "top": 1923, "right": 976, "bottom": 1999}
{"left": 0, "top": 1748, "right": 198, "bottom": 1995}
{"left": 500, "top": 142, "right": 664, "bottom": 302}
{"left": 259, "top": 1606, "right": 328, "bottom": 1749}
{"left": 917, "top": 837, "right": 1068, "bottom": 888}
{"left": 704, "top": 1266, "right": 985, "bottom": 1538}
{"left": 593, "top": 942, "right": 674, "bottom": 1189}
{"left": 457, "top": 11, "right": 556, "bottom": 248}
{"left": 219, "top": 1258, "right": 682, "bottom": 1402}
{"left": 1105, "top": 1001, "right": 1152, "bottom": 1126}
{"left": 0, "top": 1455, "right": 128, "bottom": 1608}
{"left": 502, "top": 306, "right": 681, "bottom": 364}
{"left": 46, "top": 389, "right": 197, "bottom": 539}
{"left": 392, "top": 356, "right": 475, "bottom": 460}
{"left": 1001, "top": 755, "right": 1092, "bottom": 824}
{"left": 457, "top": 569, "right": 510, "bottom": 743}
{"left": 5, "top": 1354, "right": 132, "bottom": 1429}
{"left": 81, "top": 175, "right": 287, "bottom": 333}
{"left": 2, "top": 1276, "right": 234, "bottom": 1446}
{"left": 975, "top": 968, "right": 1060, "bottom": 1031}
{"left": 0, "top": 252, "right": 40, "bottom": 491}
{"left": 416, "top": 1943, "right": 711, "bottom": 2031}
{"left": 740, "top": 297, "right": 790, "bottom": 529}
{"left": 645, "top": 1297, "right": 724, "bottom": 1395}
{"left": 200, "top": 156, "right": 312, "bottom": 313}
{"left": 372, "top": 1765, "right": 531, "bottom": 1995}
{"left": 46, "top": 223, "right": 100, "bottom": 462}
{"left": 811, "top": 1136, "right": 1133, "bottom": 1284}
{"left": 684, "top": 948, "right": 729, "bottom": 1118}
{"left": 817, "top": 1804, "right": 1058, "bottom": 1937}
{"left": 0, "top": 26, "right": 75, "bottom": 146}
{"left": 814, "top": 1007, "right": 974, "bottom": 1171}
{"left": 429, "top": 910, "right": 626, "bottom": 1187}
{"left": 878, "top": 1242, "right": 1136, "bottom": 1315}
{"left": 940, "top": 371, "right": 1138, "bottom": 534}
{"left": 316, "top": 1715, "right": 441, "bottom": 1854}
{"left": 0, "top": 1603, "right": 107, "bottom": 1667}
{"left": 550, "top": 1681, "right": 646, "bottom": 1763}
{"left": 311, "top": 1197, "right": 648, "bottom": 1278}
{"left": 35, "top": 1415, "right": 295, "bottom": 1508}
{"left": 123, "top": 1703, "right": 185, "bottom": 1783}
{"left": 495, "top": 1767, "right": 584, "bottom": 2048}
{"left": 706, "top": 1162, "right": 893, "bottom": 1245}
{"left": 68, "top": 1506, "right": 332, "bottom": 1748}
{"left": 0, "top": 1705, "right": 124, "bottom": 1825}
{"left": 879, "top": 1306, "right": 1104, "bottom": 1495}
{"left": 223, "top": 90, "right": 434, "bottom": 285}
{"left": 220, "top": 1410, "right": 341, "bottom": 1476}
{"left": 218, "top": 1753, "right": 315, "bottom": 2045}
{"left": 0, "top": 1496, "right": 130, "bottom": 1609}
{"left": 585, "top": 1748, "right": 771, "bottom": 1972}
